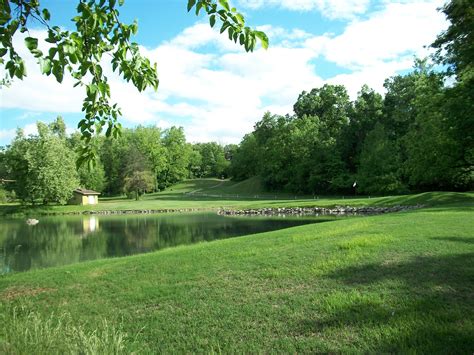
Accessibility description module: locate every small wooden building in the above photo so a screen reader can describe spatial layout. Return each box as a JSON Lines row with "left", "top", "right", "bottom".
{"left": 71, "top": 188, "right": 100, "bottom": 205}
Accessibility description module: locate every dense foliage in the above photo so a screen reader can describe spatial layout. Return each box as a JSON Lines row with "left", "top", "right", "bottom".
{"left": 1, "top": 117, "right": 232, "bottom": 203}
{"left": 229, "top": 58, "right": 473, "bottom": 194}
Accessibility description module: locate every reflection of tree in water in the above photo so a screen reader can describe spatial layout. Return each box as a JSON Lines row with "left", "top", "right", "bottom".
{"left": 0, "top": 214, "right": 320, "bottom": 272}
{"left": 1, "top": 219, "right": 82, "bottom": 272}
{"left": 100, "top": 214, "right": 318, "bottom": 253}
{"left": 0, "top": 217, "right": 109, "bottom": 273}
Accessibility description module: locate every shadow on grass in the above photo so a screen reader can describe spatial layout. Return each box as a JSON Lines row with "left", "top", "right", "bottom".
{"left": 296, "top": 253, "right": 474, "bottom": 352}
{"left": 371, "top": 191, "right": 474, "bottom": 208}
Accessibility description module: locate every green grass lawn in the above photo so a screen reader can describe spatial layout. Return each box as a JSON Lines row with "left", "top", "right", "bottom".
{"left": 1, "top": 190, "right": 473, "bottom": 353}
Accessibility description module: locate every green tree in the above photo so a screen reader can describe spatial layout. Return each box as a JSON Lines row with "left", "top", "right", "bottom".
{"left": 121, "top": 145, "right": 155, "bottom": 199}
{"left": 123, "top": 170, "right": 155, "bottom": 200}
{"left": 340, "top": 85, "right": 383, "bottom": 174}
{"left": 431, "top": 0, "right": 474, "bottom": 184}
{"left": 193, "top": 142, "right": 228, "bottom": 177}
{"left": 160, "top": 127, "right": 191, "bottom": 188}
{"left": 229, "top": 133, "right": 259, "bottom": 181}
{"left": 188, "top": 149, "right": 203, "bottom": 178}
{"left": 77, "top": 160, "right": 106, "bottom": 192}
{"left": 132, "top": 126, "right": 167, "bottom": 189}
{"left": 293, "top": 84, "right": 351, "bottom": 193}
{"left": 5, "top": 123, "right": 79, "bottom": 204}
{"left": 357, "top": 123, "right": 404, "bottom": 195}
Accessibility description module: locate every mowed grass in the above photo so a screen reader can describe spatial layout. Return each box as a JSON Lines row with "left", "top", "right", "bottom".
{"left": 1, "top": 177, "right": 473, "bottom": 216}
{"left": 1, "top": 194, "right": 473, "bottom": 353}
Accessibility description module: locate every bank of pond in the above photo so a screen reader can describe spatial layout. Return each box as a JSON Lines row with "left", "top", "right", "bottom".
{"left": 0, "top": 212, "right": 354, "bottom": 274}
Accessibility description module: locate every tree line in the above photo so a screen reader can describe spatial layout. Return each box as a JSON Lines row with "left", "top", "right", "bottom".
{"left": 0, "top": 119, "right": 232, "bottom": 203}
{"left": 229, "top": 60, "right": 472, "bottom": 195}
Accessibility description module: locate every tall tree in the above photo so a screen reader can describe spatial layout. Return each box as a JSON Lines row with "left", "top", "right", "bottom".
{"left": 160, "top": 127, "right": 191, "bottom": 188}
{"left": 5, "top": 123, "right": 79, "bottom": 204}
{"left": 340, "top": 85, "right": 383, "bottom": 174}
{"left": 431, "top": 0, "right": 474, "bottom": 185}
{"left": 357, "top": 123, "right": 404, "bottom": 195}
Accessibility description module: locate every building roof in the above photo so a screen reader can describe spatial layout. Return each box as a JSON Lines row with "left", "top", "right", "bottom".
{"left": 74, "top": 188, "right": 101, "bottom": 196}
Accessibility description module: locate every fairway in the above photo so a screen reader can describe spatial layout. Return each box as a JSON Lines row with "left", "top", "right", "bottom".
{"left": 1, "top": 191, "right": 473, "bottom": 353}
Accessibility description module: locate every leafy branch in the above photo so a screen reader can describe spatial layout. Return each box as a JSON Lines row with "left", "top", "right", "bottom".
{"left": 0, "top": 0, "right": 268, "bottom": 166}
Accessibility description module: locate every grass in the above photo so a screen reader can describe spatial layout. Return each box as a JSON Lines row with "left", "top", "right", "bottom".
{"left": 1, "top": 178, "right": 473, "bottom": 217}
{"left": 1, "top": 190, "right": 473, "bottom": 353}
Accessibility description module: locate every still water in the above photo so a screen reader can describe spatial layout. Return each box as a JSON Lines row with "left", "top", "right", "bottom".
{"left": 0, "top": 212, "right": 333, "bottom": 273}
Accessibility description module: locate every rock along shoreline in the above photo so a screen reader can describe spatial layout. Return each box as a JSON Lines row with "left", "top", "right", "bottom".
{"left": 217, "top": 205, "right": 424, "bottom": 216}
{"left": 36, "top": 204, "right": 424, "bottom": 216}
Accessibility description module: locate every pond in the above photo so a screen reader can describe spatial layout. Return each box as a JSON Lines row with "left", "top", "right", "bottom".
{"left": 0, "top": 212, "right": 341, "bottom": 274}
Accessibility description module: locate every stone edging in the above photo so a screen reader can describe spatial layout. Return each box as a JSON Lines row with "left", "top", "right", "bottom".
{"left": 217, "top": 204, "right": 425, "bottom": 216}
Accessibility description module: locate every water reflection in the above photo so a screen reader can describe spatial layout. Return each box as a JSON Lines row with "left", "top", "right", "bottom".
{"left": 0, "top": 213, "right": 333, "bottom": 273}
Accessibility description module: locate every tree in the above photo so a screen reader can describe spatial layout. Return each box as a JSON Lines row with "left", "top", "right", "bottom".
{"left": 159, "top": 127, "right": 191, "bottom": 187}
{"left": 229, "top": 133, "right": 259, "bottom": 181}
{"left": 123, "top": 170, "right": 155, "bottom": 200}
{"left": 357, "top": 123, "right": 404, "bottom": 195}
{"left": 340, "top": 85, "right": 383, "bottom": 174}
{"left": 431, "top": 0, "right": 473, "bottom": 80}
{"left": 0, "top": 0, "right": 268, "bottom": 163}
{"left": 192, "top": 142, "right": 228, "bottom": 177}
{"left": 5, "top": 123, "right": 79, "bottom": 204}
{"left": 77, "top": 160, "right": 106, "bottom": 192}
{"left": 121, "top": 145, "right": 155, "bottom": 199}
{"left": 431, "top": 0, "right": 474, "bottom": 185}
{"left": 293, "top": 84, "right": 351, "bottom": 193}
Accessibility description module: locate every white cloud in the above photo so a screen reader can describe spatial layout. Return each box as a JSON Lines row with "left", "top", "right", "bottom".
{"left": 308, "top": 1, "right": 448, "bottom": 69}
{"left": 238, "top": 0, "right": 371, "bottom": 19}
{"left": 327, "top": 58, "right": 414, "bottom": 97}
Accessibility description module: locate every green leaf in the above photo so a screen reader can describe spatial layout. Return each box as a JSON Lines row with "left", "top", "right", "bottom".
{"left": 220, "top": 22, "right": 230, "bottom": 34}
{"left": 31, "top": 49, "right": 43, "bottom": 58}
{"left": 52, "top": 62, "right": 64, "bottom": 83}
{"left": 218, "top": 0, "right": 230, "bottom": 12}
{"left": 98, "top": 82, "right": 109, "bottom": 97}
{"left": 24, "top": 37, "right": 38, "bottom": 51}
{"left": 209, "top": 14, "right": 216, "bottom": 28}
{"left": 254, "top": 31, "right": 269, "bottom": 49}
{"left": 39, "top": 58, "right": 52, "bottom": 74}
{"left": 235, "top": 13, "right": 244, "bottom": 25}
{"left": 0, "top": 12, "right": 11, "bottom": 26}
{"left": 42, "top": 8, "right": 51, "bottom": 21}
{"left": 0, "top": 48, "right": 7, "bottom": 57}
{"left": 195, "top": 2, "right": 203, "bottom": 16}
{"left": 15, "top": 59, "right": 26, "bottom": 79}
{"left": 187, "top": 0, "right": 196, "bottom": 12}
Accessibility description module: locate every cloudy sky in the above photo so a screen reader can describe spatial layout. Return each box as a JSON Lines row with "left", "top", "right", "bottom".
{"left": 0, "top": 0, "right": 448, "bottom": 146}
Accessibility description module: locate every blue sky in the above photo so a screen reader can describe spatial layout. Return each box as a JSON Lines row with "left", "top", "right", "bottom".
{"left": 0, "top": 0, "right": 448, "bottom": 145}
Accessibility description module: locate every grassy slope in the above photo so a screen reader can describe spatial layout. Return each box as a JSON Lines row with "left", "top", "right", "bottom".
{"left": 1, "top": 178, "right": 473, "bottom": 216}
{"left": 1, "top": 193, "right": 473, "bottom": 352}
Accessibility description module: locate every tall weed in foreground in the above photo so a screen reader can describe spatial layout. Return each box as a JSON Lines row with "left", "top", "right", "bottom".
{"left": 1, "top": 307, "right": 131, "bottom": 354}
